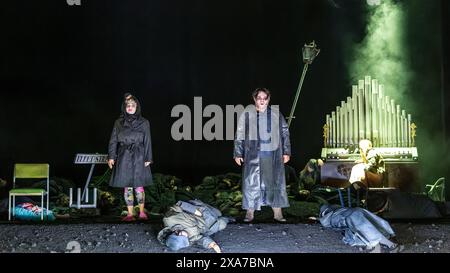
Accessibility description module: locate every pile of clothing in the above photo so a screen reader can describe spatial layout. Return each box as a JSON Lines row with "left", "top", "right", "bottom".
{"left": 14, "top": 202, "right": 56, "bottom": 221}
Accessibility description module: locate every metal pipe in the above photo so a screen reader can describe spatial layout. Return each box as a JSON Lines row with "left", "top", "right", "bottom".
{"left": 342, "top": 101, "right": 347, "bottom": 147}
{"left": 347, "top": 97, "right": 353, "bottom": 147}
{"left": 372, "top": 79, "right": 379, "bottom": 146}
{"left": 93, "top": 188, "right": 97, "bottom": 207}
{"left": 336, "top": 106, "right": 341, "bottom": 147}
{"left": 401, "top": 109, "right": 406, "bottom": 147}
{"left": 331, "top": 111, "right": 336, "bottom": 148}
{"left": 352, "top": 86, "right": 358, "bottom": 147}
{"left": 391, "top": 100, "right": 396, "bottom": 147}
{"left": 288, "top": 64, "right": 309, "bottom": 127}
{"left": 396, "top": 104, "right": 401, "bottom": 147}
{"left": 378, "top": 85, "right": 385, "bottom": 146}
{"left": 77, "top": 188, "right": 81, "bottom": 209}
{"left": 408, "top": 114, "right": 412, "bottom": 147}
{"left": 385, "top": 96, "right": 391, "bottom": 146}
{"left": 358, "top": 80, "right": 365, "bottom": 141}
{"left": 81, "top": 163, "right": 96, "bottom": 202}
{"left": 69, "top": 188, "right": 73, "bottom": 207}
{"left": 364, "top": 76, "right": 372, "bottom": 140}
{"left": 326, "top": 114, "right": 331, "bottom": 147}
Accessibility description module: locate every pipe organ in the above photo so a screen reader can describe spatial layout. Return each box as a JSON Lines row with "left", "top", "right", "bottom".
{"left": 320, "top": 76, "right": 419, "bottom": 192}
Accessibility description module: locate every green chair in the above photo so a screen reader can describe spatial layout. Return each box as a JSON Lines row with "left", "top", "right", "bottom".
{"left": 9, "top": 164, "right": 50, "bottom": 221}
{"left": 426, "top": 177, "right": 445, "bottom": 202}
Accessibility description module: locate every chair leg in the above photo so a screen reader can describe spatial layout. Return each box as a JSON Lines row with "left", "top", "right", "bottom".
{"left": 338, "top": 189, "right": 345, "bottom": 207}
{"left": 8, "top": 194, "right": 11, "bottom": 221}
{"left": 41, "top": 194, "right": 44, "bottom": 221}
{"left": 347, "top": 187, "right": 351, "bottom": 208}
{"left": 12, "top": 195, "right": 15, "bottom": 217}
{"left": 46, "top": 193, "right": 49, "bottom": 217}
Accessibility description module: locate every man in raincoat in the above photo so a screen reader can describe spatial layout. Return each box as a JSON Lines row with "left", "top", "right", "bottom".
{"left": 234, "top": 88, "right": 291, "bottom": 222}
{"left": 157, "top": 199, "right": 230, "bottom": 253}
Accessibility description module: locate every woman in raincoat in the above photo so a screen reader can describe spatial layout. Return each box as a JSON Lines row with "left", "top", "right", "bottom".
{"left": 234, "top": 88, "right": 291, "bottom": 222}
{"left": 108, "top": 93, "right": 153, "bottom": 221}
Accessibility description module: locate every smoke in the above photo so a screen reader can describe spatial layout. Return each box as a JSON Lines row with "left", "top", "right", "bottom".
{"left": 347, "top": 0, "right": 450, "bottom": 195}
{"left": 347, "top": 0, "right": 412, "bottom": 103}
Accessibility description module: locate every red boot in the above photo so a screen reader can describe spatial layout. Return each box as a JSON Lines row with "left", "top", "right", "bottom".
{"left": 138, "top": 212, "right": 148, "bottom": 220}
{"left": 122, "top": 214, "right": 135, "bottom": 222}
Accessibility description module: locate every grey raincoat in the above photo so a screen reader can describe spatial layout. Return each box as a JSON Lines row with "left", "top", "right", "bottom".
{"left": 234, "top": 106, "right": 291, "bottom": 210}
{"left": 108, "top": 94, "right": 153, "bottom": 188}
{"left": 157, "top": 199, "right": 229, "bottom": 249}
{"left": 319, "top": 204, "right": 396, "bottom": 248}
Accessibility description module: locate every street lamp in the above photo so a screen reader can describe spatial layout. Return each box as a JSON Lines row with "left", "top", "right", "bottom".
{"left": 287, "top": 41, "right": 320, "bottom": 127}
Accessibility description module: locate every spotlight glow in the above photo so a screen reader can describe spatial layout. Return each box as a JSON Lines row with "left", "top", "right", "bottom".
{"left": 349, "top": 0, "right": 407, "bottom": 101}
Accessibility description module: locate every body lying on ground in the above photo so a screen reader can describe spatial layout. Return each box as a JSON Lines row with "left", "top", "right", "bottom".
{"left": 157, "top": 199, "right": 230, "bottom": 252}
{"left": 319, "top": 204, "right": 397, "bottom": 249}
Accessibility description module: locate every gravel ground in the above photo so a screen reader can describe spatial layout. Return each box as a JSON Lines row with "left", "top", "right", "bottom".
{"left": 0, "top": 220, "right": 449, "bottom": 253}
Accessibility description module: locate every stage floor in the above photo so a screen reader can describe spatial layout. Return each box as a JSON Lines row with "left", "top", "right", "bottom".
{"left": 0, "top": 221, "right": 449, "bottom": 253}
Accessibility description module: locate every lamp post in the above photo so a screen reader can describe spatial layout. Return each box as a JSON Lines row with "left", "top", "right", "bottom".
{"left": 287, "top": 41, "right": 320, "bottom": 128}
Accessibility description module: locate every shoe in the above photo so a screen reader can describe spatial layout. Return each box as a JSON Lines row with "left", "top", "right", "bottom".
{"left": 388, "top": 244, "right": 404, "bottom": 253}
{"left": 138, "top": 212, "right": 148, "bottom": 220}
{"left": 274, "top": 217, "right": 287, "bottom": 223}
{"left": 243, "top": 215, "right": 254, "bottom": 223}
{"left": 122, "top": 215, "right": 135, "bottom": 222}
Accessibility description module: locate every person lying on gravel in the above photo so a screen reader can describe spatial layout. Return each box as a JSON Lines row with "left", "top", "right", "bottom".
{"left": 157, "top": 199, "right": 231, "bottom": 253}
{"left": 319, "top": 204, "right": 398, "bottom": 251}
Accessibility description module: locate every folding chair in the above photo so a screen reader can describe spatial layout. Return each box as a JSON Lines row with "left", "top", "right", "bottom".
{"left": 337, "top": 182, "right": 368, "bottom": 208}
{"left": 426, "top": 177, "right": 446, "bottom": 202}
{"left": 9, "top": 164, "right": 50, "bottom": 221}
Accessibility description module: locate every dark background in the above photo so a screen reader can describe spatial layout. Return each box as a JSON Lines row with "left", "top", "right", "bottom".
{"left": 1, "top": 1, "right": 449, "bottom": 194}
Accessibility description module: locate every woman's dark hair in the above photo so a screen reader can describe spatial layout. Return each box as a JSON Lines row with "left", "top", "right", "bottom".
{"left": 252, "top": 87, "right": 271, "bottom": 99}
{"left": 120, "top": 93, "right": 142, "bottom": 117}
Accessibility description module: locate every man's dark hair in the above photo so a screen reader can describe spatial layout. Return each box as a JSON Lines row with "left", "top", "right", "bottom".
{"left": 252, "top": 87, "right": 271, "bottom": 99}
